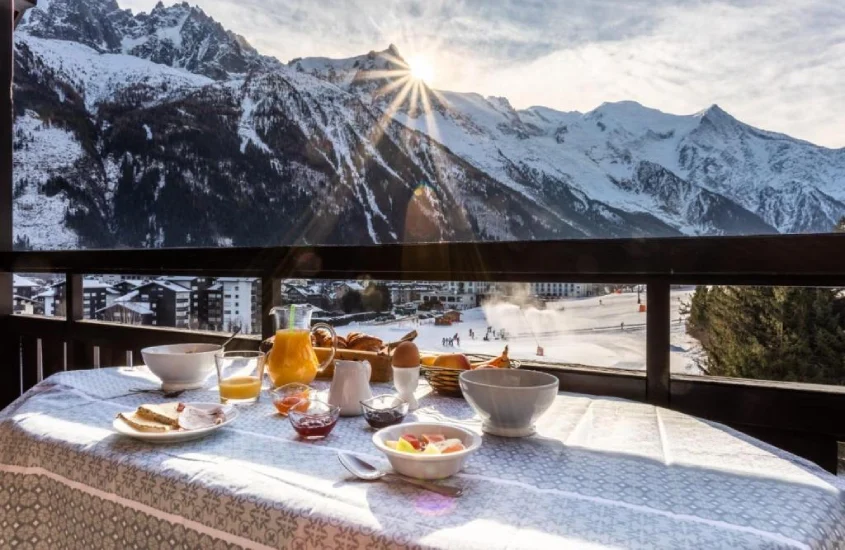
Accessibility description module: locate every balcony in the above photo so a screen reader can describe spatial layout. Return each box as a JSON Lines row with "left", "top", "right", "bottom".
{"left": 3, "top": 235, "right": 845, "bottom": 472}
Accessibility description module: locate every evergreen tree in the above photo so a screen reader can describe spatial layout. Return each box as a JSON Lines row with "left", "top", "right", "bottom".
{"left": 362, "top": 283, "right": 393, "bottom": 313}
{"left": 341, "top": 290, "right": 364, "bottom": 313}
{"left": 686, "top": 285, "right": 845, "bottom": 384}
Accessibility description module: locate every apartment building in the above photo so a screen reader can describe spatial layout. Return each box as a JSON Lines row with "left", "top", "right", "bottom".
{"left": 445, "top": 281, "right": 602, "bottom": 301}
{"left": 217, "top": 277, "right": 259, "bottom": 333}
{"left": 186, "top": 277, "right": 224, "bottom": 331}
{"left": 12, "top": 274, "right": 40, "bottom": 299}
{"left": 49, "top": 278, "right": 119, "bottom": 319}
{"left": 531, "top": 282, "right": 600, "bottom": 299}
{"left": 131, "top": 281, "right": 191, "bottom": 328}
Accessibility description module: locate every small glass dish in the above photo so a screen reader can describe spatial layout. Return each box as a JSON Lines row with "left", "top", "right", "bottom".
{"left": 288, "top": 400, "right": 340, "bottom": 439}
{"left": 269, "top": 382, "right": 311, "bottom": 416}
{"left": 360, "top": 395, "right": 409, "bottom": 429}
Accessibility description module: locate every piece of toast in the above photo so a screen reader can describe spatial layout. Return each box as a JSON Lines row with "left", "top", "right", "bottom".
{"left": 136, "top": 403, "right": 182, "bottom": 427}
{"left": 117, "top": 411, "right": 173, "bottom": 433}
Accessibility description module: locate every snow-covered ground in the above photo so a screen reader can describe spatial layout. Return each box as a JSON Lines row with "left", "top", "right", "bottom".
{"left": 348, "top": 288, "right": 703, "bottom": 375}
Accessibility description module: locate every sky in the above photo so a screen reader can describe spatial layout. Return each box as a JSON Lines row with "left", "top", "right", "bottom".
{"left": 121, "top": 0, "right": 845, "bottom": 148}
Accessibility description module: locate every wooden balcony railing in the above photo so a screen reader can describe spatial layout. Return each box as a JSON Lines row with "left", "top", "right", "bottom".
{"left": 2, "top": 234, "right": 845, "bottom": 472}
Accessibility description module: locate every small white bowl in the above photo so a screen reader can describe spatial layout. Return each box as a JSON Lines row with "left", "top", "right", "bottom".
{"left": 141, "top": 343, "right": 221, "bottom": 391}
{"left": 372, "top": 422, "right": 482, "bottom": 480}
{"left": 459, "top": 369, "right": 558, "bottom": 437}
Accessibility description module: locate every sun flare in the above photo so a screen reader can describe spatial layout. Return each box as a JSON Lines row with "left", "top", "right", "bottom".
{"left": 408, "top": 54, "right": 435, "bottom": 84}
{"left": 362, "top": 46, "right": 449, "bottom": 149}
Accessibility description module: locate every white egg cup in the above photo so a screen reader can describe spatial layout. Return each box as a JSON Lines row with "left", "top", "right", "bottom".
{"left": 392, "top": 365, "right": 420, "bottom": 410}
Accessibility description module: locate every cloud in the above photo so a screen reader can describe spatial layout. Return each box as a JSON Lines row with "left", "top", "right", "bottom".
{"left": 120, "top": 0, "right": 845, "bottom": 148}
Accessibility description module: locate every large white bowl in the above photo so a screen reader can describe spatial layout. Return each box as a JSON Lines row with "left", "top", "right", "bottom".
{"left": 372, "top": 422, "right": 482, "bottom": 480}
{"left": 459, "top": 369, "right": 559, "bottom": 437}
{"left": 141, "top": 343, "right": 221, "bottom": 391}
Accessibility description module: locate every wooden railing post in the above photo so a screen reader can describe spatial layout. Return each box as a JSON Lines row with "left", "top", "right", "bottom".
{"left": 646, "top": 280, "right": 670, "bottom": 407}
{"left": 0, "top": 0, "right": 17, "bottom": 409}
{"left": 20, "top": 335, "right": 38, "bottom": 390}
{"left": 65, "top": 272, "right": 89, "bottom": 370}
{"left": 261, "top": 275, "right": 280, "bottom": 341}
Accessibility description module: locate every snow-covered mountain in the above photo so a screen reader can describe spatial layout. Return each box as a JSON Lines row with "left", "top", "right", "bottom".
{"left": 12, "top": 0, "right": 845, "bottom": 249}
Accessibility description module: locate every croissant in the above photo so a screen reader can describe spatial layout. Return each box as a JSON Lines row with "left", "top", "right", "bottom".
{"left": 346, "top": 334, "right": 383, "bottom": 352}
{"left": 311, "top": 327, "right": 333, "bottom": 348}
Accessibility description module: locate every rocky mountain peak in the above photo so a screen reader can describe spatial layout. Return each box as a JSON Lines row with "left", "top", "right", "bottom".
{"left": 385, "top": 43, "right": 403, "bottom": 58}
{"left": 696, "top": 103, "right": 739, "bottom": 129}
{"left": 19, "top": 0, "right": 276, "bottom": 79}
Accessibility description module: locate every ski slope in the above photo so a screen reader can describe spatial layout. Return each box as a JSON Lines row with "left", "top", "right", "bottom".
{"left": 350, "top": 288, "right": 702, "bottom": 374}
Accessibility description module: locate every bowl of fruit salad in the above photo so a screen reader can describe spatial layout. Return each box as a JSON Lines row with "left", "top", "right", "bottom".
{"left": 372, "top": 422, "right": 482, "bottom": 480}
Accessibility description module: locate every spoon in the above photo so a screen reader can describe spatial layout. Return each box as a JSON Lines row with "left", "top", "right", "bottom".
{"left": 337, "top": 452, "right": 463, "bottom": 497}
{"left": 129, "top": 388, "right": 186, "bottom": 398}
{"left": 220, "top": 326, "right": 242, "bottom": 351}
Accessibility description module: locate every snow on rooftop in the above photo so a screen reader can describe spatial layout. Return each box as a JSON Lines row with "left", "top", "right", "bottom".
{"left": 97, "top": 302, "right": 153, "bottom": 315}
{"left": 115, "top": 290, "right": 140, "bottom": 303}
{"left": 82, "top": 279, "right": 114, "bottom": 289}
{"left": 137, "top": 280, "right": 190, "bottom": 293}
{"left": 13, "top": 274, "right": 39, "bottom": 288}
{"left": 153, "top": 280, "right": 190, "bottom": 292}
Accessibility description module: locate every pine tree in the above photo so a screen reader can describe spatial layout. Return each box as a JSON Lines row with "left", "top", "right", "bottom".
{"left": 687, "top": 285, "right": 845, "bottom": 384}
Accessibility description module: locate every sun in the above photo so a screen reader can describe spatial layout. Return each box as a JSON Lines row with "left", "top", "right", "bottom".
{"left": 408, "top": 54, "right": 435, "bottom": 84}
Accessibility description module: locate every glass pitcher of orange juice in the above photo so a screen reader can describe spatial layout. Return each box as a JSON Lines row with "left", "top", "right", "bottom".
{"left": 266, "top": 305, "right": 337, "bottom": 387}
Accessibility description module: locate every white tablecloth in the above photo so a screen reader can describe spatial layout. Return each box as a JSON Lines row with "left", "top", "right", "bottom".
{"left": 1, "top": 367, "right": 843, "bottom": 549}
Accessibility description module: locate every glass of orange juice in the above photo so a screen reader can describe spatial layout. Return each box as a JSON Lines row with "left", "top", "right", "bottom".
{"left": 215, "top": 350, "right": 266, "bottom": 404}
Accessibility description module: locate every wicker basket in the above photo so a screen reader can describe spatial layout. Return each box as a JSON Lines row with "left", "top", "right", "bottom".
{"left": 420, "top": 365, "right": 465, "bottom": 397}
{"left": 422, "top": 357, "right": 520, "bottom": 397}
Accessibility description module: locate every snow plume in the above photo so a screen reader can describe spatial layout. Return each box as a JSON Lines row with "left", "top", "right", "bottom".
{"left": 480, "top": 285, "right": 576, "bottom": 342}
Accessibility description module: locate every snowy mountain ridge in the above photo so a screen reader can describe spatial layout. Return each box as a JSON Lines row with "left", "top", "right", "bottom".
{"left": 295, "top": 46, "right": 845, "bottom": 235}
{"left": 11, "top": 0, "right": 845, "bottom": 250}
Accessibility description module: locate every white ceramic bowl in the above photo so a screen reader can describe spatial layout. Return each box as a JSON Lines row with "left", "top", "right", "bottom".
{"left": 141, "top": 343, "right": 221, "bottom": 391}
{"left": 459, "top": 369, "right": 558, "bottom": 437}
{"left": 372, "top": 422, "right": 482, "bottom": 480}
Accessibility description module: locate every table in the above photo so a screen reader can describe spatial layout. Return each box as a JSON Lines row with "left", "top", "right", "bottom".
{"left": 1, "top": 367, "right": 843, "bottom": 549}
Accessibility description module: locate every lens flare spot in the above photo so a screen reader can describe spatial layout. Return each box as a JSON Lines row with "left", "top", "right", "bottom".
{"left": 408, "top": 54, "right": 435, "bottom": 84}
{"left": 414, "top": 492, "right": 458, "bottom": 516}
{"left": 414, "top": 182, "right": 433, "bottom": 197}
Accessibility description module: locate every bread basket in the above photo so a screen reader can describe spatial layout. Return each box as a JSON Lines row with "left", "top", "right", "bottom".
{"left": 420, "top": 365, "right": 465, "bottom": 397}
{"left": 422, "top": 355, "right": 518, "bottom": 398}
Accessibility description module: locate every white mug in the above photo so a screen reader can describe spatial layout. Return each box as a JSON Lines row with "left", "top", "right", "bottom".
{"left": 328, "top": 360, "right": 372, "bottom": 416}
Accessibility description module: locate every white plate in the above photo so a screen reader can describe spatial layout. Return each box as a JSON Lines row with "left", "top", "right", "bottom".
{"left": 112, "top": 403, "right": 239, "bottom": 443}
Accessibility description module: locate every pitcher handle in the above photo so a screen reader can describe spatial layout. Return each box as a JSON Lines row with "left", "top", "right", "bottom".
{"left": 312, "top": 322, "right": 337, "bottom": 373}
